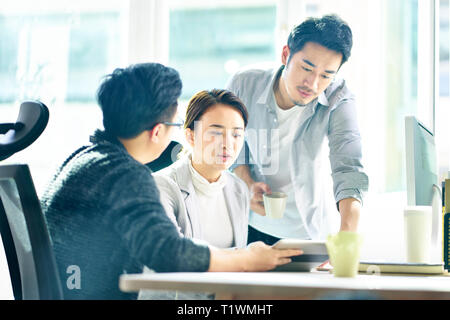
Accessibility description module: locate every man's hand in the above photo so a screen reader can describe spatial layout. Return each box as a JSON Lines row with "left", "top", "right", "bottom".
{"left": 233, "top": 165, "right": 272, "bottom": 216}
{"left": 242, "top": 241, "right": 303, "bottom": 271}
{"left": 338, "top": 198, "right": 361, "bottom": 232}
{"left": 249, "top": 182, "right": 272, "bottom": 216}
{"left": 208, "top": 241, "right": 303, "bottom": 272}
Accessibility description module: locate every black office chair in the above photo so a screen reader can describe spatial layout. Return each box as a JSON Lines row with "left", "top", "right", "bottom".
{"left": 0, "top": 101, "right": 49, "bottom": 161}
{"left": 0, "top": 101, "right": 63, "bottom": 299}
{"left": 0, "top": 164, "right": 63, "bottom": 300}
{"left": 146, "top": 140, "right": 183, "bottom": 172}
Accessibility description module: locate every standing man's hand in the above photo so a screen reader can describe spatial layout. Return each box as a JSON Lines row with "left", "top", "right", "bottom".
{"left": 249, "top": 182, "right": 271, "bottom": 216}
{"left": 338, "top": 197, "right": 361, "bottom": 232}
{"left": 233, "top": 165, "right": 272, "bottom": 216}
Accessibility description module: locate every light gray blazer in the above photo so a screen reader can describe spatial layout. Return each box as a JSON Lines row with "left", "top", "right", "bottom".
{"left": 138, "top": 156, "right": 250, "bottom": 300}
{"left": 153, "top": 156, "right": 250, "bottom": 248}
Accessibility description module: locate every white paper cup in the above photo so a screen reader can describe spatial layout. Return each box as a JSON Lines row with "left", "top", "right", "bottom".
{"left": 263, "top": 192, "right": 287, "bottom": 219}
{"left": 404, "top": 206, "right": 432, "bottom": 263}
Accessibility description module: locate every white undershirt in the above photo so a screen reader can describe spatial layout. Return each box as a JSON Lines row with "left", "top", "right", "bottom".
{"left": 188, "top": 160, "right": 234, "bottom": 248}
{"left": 250, "top": 95, "right": 310, "bottom": 239}
{"left": 259, "top": 102, "right": 303, "bottom": 190}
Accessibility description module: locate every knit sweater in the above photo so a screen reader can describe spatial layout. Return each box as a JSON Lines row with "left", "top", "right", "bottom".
{"left": 41, "top": 130, "right": 210, "bottom": 300}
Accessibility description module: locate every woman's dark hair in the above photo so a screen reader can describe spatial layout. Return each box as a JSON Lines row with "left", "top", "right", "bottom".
{"left": 184, "top": 89, "right": 248, "bottom": 130}
{"left": 287, "top": 14, "right": 353, "bottom": 66}
{"left": 97, "top": 62, "right": 182, "bottom": 139}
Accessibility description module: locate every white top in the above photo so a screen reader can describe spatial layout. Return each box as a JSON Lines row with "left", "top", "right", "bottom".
{"left": 267, "top": 101, "right": 304, "bottom": 188}
{"left": 250, "top": 90, "right": 310, "bottom": 239}
{"left": 188, "top": 160, "right": 234, "bottom": 248}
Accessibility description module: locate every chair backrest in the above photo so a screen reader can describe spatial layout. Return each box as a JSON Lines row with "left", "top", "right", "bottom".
{"left": 146, "top": 140, "right": 182, "bottom": 172}
{"left": 0, "top": 101, "right": 49, "bottom": 161}
{"left": 0, "top": 164, "right": 63, "bottom": 300}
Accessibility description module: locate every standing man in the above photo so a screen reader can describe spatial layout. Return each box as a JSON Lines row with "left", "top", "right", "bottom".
{"left": 227, "top": 14, "right": 369, "bottom": 244}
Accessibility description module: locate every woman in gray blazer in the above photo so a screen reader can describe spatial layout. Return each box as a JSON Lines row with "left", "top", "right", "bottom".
{"left": 139, "top": 89, "right": 250, "bottom": 300}
{"left": 156, "top": 89, "right": 250, "bottom": 248}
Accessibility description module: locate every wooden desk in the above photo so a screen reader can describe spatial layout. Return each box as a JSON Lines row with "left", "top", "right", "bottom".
{"left": 119, "top": 270, "right": 450, "bottom": 300}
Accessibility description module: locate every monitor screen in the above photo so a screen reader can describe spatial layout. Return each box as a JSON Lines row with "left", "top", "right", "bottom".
{"left": 405, "top": 116, "right": 443, "bottom": 258}
{"left": 405, "top": 116, "right": 438, "bottom": 206}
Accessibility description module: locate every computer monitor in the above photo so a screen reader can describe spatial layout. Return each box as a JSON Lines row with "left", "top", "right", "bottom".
{"left": 405, "top": 116, "right": 438, "bottom": 206}
{"left": 405, "top": 115, "right": 441, "bottom": 259}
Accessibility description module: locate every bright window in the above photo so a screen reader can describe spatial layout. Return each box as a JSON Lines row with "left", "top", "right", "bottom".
{"left": 439, "top": 0, "right": 449, "bottom": 97}
{"left": 436, "top": 0, "right": 450, "bottom": 180}
{"left": 168, "top": 0, "right": 277, "bottom": 100}
{"left": 0, "top": 0, "right": 129, "bottom": 194}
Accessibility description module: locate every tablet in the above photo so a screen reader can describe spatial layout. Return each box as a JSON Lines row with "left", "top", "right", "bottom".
{"left": 271, "top": 239, "right": 329, "bottom": 272}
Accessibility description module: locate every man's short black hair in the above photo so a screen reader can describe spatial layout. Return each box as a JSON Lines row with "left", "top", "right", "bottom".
{"left": 97, "top": 62, "right": 182, "bottom": 139}
{"left": 287, "top": 14, "right": 353, "bottom": 66}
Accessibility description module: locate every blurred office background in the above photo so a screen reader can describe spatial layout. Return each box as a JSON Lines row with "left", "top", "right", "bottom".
{"left": 0, "top": 0, "right": 449, "bottom": 297}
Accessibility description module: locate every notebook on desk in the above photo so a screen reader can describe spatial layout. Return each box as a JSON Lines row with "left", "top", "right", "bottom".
{"left": 315, "top": 260, "right": 447, "bottom": 274}
{"left": 358, "top": 261, "right": 446, "bottom": 275}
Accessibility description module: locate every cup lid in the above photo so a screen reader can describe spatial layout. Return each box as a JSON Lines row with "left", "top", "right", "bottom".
{"left": 263, "top": 192, "right": 287, "bottom": 198}
{"left": 404, "top": 205, "right": 432, "bottom": 214}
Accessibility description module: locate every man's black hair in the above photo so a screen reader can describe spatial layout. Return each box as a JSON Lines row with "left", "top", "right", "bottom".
{"left": 287, "top": 14, "right": 353, "bottom": 66}
{"left": 97, "top": 62, "right": 182, "bottom": 139}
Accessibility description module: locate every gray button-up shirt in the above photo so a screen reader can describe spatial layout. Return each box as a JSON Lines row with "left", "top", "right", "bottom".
{"left": 227, "top": 64, "right": 369, "bottom": 240}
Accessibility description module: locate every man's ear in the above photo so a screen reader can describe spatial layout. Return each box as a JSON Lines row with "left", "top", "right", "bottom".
{"left": 281, "top": 45, "right": 290, "bottom": 66}
{"left": 185, "top": 128, "right": 195, "bottom": 147}
{"left": 149, "top": 123, "right": 163, "bottom": 143}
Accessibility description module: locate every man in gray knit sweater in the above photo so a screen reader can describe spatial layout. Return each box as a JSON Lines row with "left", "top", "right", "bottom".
{"left": 41, "top": 63, "right": 301, "bottom": 300}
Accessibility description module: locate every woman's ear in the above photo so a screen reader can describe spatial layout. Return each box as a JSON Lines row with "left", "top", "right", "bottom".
{"left": 185, "top": 128, "right": 195, "bottom": 147}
